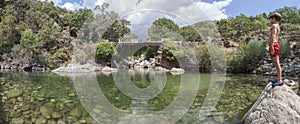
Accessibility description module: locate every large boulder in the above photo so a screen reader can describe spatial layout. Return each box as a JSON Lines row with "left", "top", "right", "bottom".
{"left": 242, "top": 83, "right": 300, "bottom": 123}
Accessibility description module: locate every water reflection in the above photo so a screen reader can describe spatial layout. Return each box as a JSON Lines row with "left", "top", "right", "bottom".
{"left": 0, "top": 70, "right": 297, "bottom": 123}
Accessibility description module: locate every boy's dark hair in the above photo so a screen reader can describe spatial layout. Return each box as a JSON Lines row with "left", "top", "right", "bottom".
{"left": 269, "top": 12, "right": 282, "bottom": 22}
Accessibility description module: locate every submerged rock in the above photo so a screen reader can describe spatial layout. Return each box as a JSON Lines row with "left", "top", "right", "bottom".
{"left": 242, "top": 83, "right": 300, "bottom": 123}
{"left": 52, "top": 112, "right": 63, "bottom": 119}
{"left": 35, "top": 117, "right": 47, "bottom": 124}
{"left": 11, "top": 118, "right": 24, "bottom": 124}
{"left": 70, "top": 107, "right": 82, "bottom": 117}
{"left": 7, "top": 89, "right": 23, "bottom": 98}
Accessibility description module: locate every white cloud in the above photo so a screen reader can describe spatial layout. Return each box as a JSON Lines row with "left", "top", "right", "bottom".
{"left": 42, "top": 0, "right": 232, "bottom": 23}
{"left": 39, "top": 0, "right": 83, "bottom": 11}
{"left": 103, "top": 0, "right": 232, "bottom": 39}
{"left": 40, "top": 0, "right": 232, "bottom": 39}
{"left": 107, "top": 0, "right": 232, "bottom": 24}
{"left": 82, "top": 0, "right": 106, "bottom": 9}
{"left": 61, "top": 2, "right": 83, "bottom": 11}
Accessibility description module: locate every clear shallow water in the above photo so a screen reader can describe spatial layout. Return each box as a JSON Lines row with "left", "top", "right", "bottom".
{"left": 0, "top": 71, "right": 297, "bottom": 123}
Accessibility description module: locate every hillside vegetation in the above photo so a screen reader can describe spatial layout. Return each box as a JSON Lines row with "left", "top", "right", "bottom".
{"left": 0, "top": 0, "right": 299, "bottom": 72}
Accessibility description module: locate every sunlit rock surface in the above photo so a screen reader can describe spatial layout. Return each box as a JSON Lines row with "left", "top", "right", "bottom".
{"left": 243, "top": 83, "right": 300, "bottom": 123}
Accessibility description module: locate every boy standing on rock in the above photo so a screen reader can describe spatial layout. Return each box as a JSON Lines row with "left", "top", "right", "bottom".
{"left": 268, "top": 12, "right": 283, "bottom": 87}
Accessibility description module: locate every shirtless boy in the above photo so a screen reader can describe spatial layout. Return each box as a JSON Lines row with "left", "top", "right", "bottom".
{"left": 268, "top": 12, "right": 283, "bottom": 87}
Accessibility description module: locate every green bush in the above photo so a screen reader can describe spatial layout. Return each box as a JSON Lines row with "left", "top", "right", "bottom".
{"left": 162, "top": 40, "right": 184, "bottom": 61}
{"left": 195, "top": 42, "right": 210, "bottom": 71}
{"left": 47, "top": 48, "right": 69, "bottom": 68}
{"left": 20, "top": 29, "right": 41, "bottom": 51}
{"left": 278, "top": 39, "right": 290, "bottom": 61}
{"left": 95, "top": 42, "right": 117, "bottom": 63}
{"left": 195, "top": 42, "right": 226, "bottom": 71}
{"left": 228, "top": 40, "right": 266, "bottom": 73}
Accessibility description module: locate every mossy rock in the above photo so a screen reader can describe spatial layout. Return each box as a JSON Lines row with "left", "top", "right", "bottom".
{"left": 7, "top": 89, "right": 23, "bottom": 98}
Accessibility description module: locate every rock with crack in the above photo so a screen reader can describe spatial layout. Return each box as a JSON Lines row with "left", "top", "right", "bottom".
{"left": 242, "top": 83, "right": 300, "bottom": 123}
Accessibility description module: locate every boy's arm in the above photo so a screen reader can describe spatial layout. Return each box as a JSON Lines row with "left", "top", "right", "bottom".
{"left": 268, "top": 24, "right": 277, "bottom": 53}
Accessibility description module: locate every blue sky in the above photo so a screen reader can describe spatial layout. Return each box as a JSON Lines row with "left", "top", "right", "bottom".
{"left": 224, "top": 0, "right": 300, "bottom": 17}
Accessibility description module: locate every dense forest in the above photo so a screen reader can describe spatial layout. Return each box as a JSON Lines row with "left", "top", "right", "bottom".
{"left": 0, "top": 0, "right": 131, "bottom": 68}
{"left": 0, "top": 0, "right": 300, "bottom": 72}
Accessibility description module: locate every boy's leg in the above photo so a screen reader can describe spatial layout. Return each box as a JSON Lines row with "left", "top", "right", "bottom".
{"left": 272, "top": 56, "right": 282, "bottom": 82}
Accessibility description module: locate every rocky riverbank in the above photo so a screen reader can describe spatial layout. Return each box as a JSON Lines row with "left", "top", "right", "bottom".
{"left": 0, "top": 63, "right": 50, "bottom": 72}
{"left": 253, "top": 45, "right": 300, "bottom": 77}
{"left": 242, "top": 82, "right": 300, "bottom": 123}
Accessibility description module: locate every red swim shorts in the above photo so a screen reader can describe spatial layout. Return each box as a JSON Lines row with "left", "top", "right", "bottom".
{"left": 270, "top": 42, "right": 280, "bottom": 57}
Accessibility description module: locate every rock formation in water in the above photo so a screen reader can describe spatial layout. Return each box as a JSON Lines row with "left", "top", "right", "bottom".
{"left": 242, "top": 83, "right": 300, "bottom": 123}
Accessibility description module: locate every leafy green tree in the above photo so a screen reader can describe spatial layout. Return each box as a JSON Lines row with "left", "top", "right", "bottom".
{"left": 37, "top": 20, "right": 61, "bottom": 51}
{"left": 193, "top": 21, "right": 221, "bottom": 39}
{"left": 20, "top": 29, "right": 40, "bottom": 51}
{"left": 217, "top": 19, "right": 232, "bottom": 38}
{"left": 19, "top": 29, "right": 42, "bottom": 64}
{"left": 47, "top": 47, "right": 69, "bottom": 68}
{"left": 195, "top": 42, "right": 210, "bottom": 71}
{"left": 253, "top": 13, "right": 269, "bottom": 34}
{"left": 148, "top": 18, "right": 180, "bottom": 41}
{"left": 195, "top": 42, "right": 226, "bottom": 71}
{"left": 162, "top": 40, "right": 184, "bottom": 61}
{"left": 275, "top": 7, "right": 300, "bottom": 24}
{"left": 179, "top": 26, "right": 202, "bottom": 42}
{"left": 102, "top": 19, "right": 131, "bottom": 42}
{"left": 0, "top": 7, "right": 20, "bottom": 53}
{"left": 78, "top": 4, "right": 131, "bottom": 42}
{"left": 95, "top": 42, "right": 117, "bottom": 63}
{"left": 63, "top": 8, "right": 93, "bottom": 37}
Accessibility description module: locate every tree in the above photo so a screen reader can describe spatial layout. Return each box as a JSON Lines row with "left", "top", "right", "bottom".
{"left": 253, "top": 13, "right": 269, "bottom": 34}
{"left": 19, "top": 29, "right": 41, "bottom": 63}
{"left": 63, "top": 8, "right": 93, "bottom": 37}
{"left": 78, "top": 4, "right": 131, "bottom": 42}
{"left": 193, "top": 21, "right": 221, "bottom": 40}
{"left": 37, "top": 20, "right": 61, "bottom": 51}
{"left": 178, "top": 26, "right": 202, "bottom": 42}
{"left": 95, "top": 42, "right": 117, "bottom": 63}
{"left": 275, "top": 7, "right": 300, "bottom": 24}
{"left": 102, "top": 18, "right": 131, "bottom": 42}
{"left": 20, "top": 29, "right": 40, "bottom": 51}
{"left": 162, "top": 40, "right": 184, "bottom": 61}
{"left": 148, "top": 18, "right": 180, "bottom": 41}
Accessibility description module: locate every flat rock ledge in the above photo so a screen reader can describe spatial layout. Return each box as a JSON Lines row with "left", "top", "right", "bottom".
{"left": 242, "top": 83, "right": 300, "bottom": 124}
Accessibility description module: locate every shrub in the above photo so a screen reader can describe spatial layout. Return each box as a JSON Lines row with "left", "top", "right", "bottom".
{"left": 228, "top": 40, "right": 266, "bottom": 73}
{"left": 95, "top": 42, "right": 117, "bottom": 64}
{"left": 278, "top": 39, "right": 290, "bottom": 61}
{"left": 162, "top": 40, "right": 184, "bottom": 61}
{"left": 47, "top": 48, "right": 69, "bottom": 68}
{"left": 195, "top": 42, "right": 210, "bottom": 71}
{"left": 195, "top": 42, "right": 226, "bottom": 72}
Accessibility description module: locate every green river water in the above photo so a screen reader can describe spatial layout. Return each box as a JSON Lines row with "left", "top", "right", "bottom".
{"left": 0, "top": 70, "right": 298, "bottom": 124}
